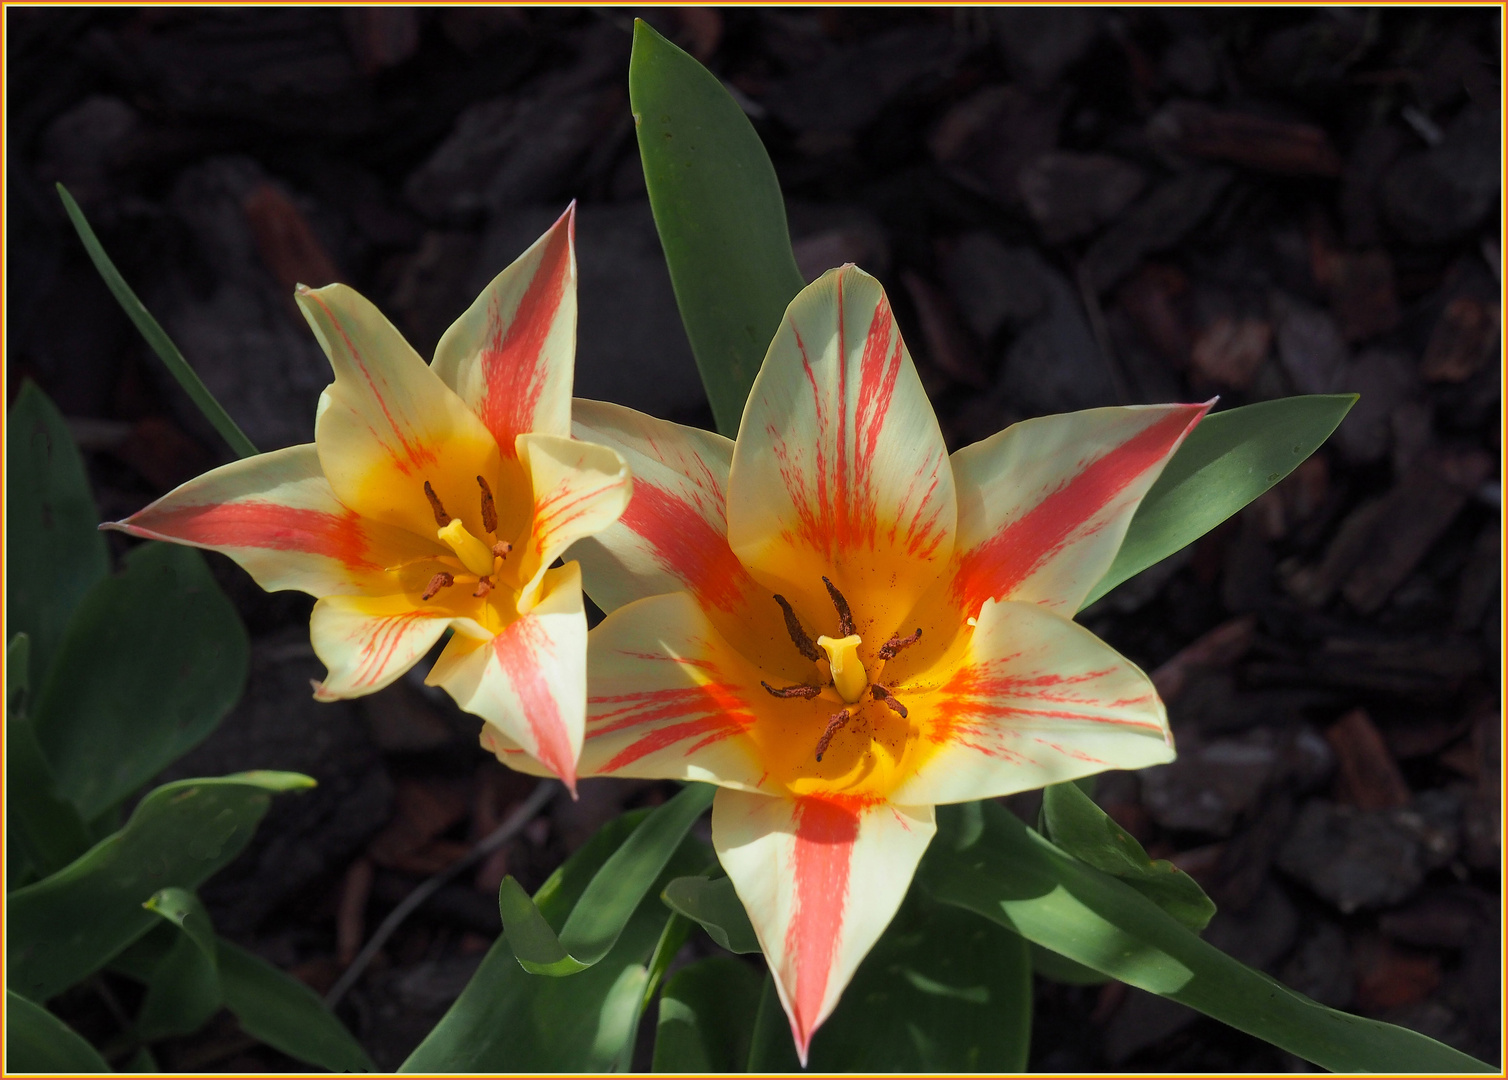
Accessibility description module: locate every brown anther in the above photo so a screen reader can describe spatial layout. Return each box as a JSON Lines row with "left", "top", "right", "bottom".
{"left": 822, "top": 576, "right": 855, "bottom": 636}
{"left": 476, "top": 475, "right": 497, "bottom": 534}
{"left": 760, "top": 681, "right": 822, "bottom": 700}
{"left": 773, "top": 595, "right": 821, "bottom": 661}
{"left": 421, "top": 571, "right": 454, "bottom": 600}
{"left": 473, "top": 577, "right": 493, "bottom": 598}
{"left": 877, "top": 627, "right": 922, "bottom": 661}
{"left": 423, "top": 481, "right": 451, "bottom": 526}
{"left": 492, "top": 541, "right": 512, "bottom": 560}
{"left": 814, "top": 709, "right": 852, "bottom": 762}
{"left": 870, "top": 683, "right": 909, "bottom": 719}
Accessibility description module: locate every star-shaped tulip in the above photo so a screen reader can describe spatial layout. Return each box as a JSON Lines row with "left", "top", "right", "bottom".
{"left": 562, "top": 265, "right": 1208, "bottom": 1060}
{"left": 105, "top": 206, "right": 629, "bottom": 792}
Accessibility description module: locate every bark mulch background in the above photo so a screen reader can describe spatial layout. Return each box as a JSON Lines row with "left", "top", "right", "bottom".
{"left": 8, "top": 7, "right": 1500, "bottom": 1071}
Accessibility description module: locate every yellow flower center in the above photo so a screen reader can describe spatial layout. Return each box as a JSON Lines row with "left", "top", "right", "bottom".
{"left": 816, "top": 634, "right": 866, "bottom": 703}
{"left": 438, "top": 519, "right": 496, "bottom": 578}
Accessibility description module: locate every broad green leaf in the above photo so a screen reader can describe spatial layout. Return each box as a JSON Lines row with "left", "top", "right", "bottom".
{"left": 135, "top": 888, "right": 222, "bottom": 1041}
{"left": 217, "top": 938, "right": 374, "bottom": 1072}
{"left": 6, "top": 382, "right": 110, "bottom": 684}
{"left": 1084, "top": 395, "right": 1356, "bottom": 608}
{"left": 1041, "top": 781, "right": 1215, "bottom": 932}
{"left": 401, "top": 809, "right": 710, "bottom": 1072}
{"left": 6, "top": 989, "right": 111, "bottom": 1073}
{"left": 921, "top": 800, "right": 1493, "bottom": 1073}
{"left": 1029, "top": 941, "right": 1109, "bottom": 986}
{"left": 33, "top": 542, "right": 249, "bottom": 820}
{"left": 499, "top": 781, "right": 715, "bottom": 975}
{"left": 616, "top": 913, "right": 694, "bottom": 1071}
{"left": 745, "top": 887, "right": 1033, "bottom": 1072}
{"left": 7, "top": 772, "right": 314, "bottom": 1002}
{"left": 661, "top": 874, "right": 760, "bottom": 954}
{"left": 629, "top": 19, "right": 806, "bottom": 435}
{"left": 8, "top": 636, "right": 93, "bottom": 878}
{"left": 57, "top": 184, "right": 257, "bottom": 459}
{"left": 653, "top": 956, "right": 763, "bottom": 1072}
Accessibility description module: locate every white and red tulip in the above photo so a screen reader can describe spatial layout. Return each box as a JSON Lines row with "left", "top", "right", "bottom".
{"left": 569, "top": 264, "right": 1208, "bottom": 1061}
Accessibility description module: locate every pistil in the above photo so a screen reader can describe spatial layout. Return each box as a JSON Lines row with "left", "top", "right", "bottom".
{"left": 816, "top": 634, "right": 867, "bottom": 703}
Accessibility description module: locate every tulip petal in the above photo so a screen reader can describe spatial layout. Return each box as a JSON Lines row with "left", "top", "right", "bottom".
{"left": 569, "top": 399, "right": 763, "bottom": 615}
{"left": 298, "top": 283, "right": 503, "bottom": 541}
{"left": 428, "top": 561, "right": 587, "bottom": 790}
{"left": 886, "top": 598, "right": 1173, "bottom": 807}
{"left": 712, "top": 788, "right": 935, "bottom": 1064}
{"left": 433, "top": 204, "right": 575, "bottom": 452}
{"left": 104, "top": 445, "right": 433, "bottom": 596}
{"left": 309, "top": 594, "right": 452, "bottom": 701}
{"left": 514, "top": 433, "right": 631, "bottom": 611}
{"left": 948, "top": 403, "right": 1209, "bottom": 617}
{"left": 728, "top": 265, "right": 956, "bottom": 639}
{"left": 579, "top": 592, "right": 778, "bottom": 791}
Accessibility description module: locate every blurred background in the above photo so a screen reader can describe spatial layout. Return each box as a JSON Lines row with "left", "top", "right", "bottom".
{"left": 7, "top": 6, "right": 1501, "bottom": 1070}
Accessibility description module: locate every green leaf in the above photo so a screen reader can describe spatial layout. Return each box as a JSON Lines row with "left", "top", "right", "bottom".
{"left": 57, "top": 184, "right": 258, "bottom": 459}
{"left": 746, "top": 887, "right": 1034, "bottom": 1072}
{"left": 7, "top": 772, "right": 314, "bottom": 1003}
{"left": 653, "top": 956, "right": 762, "bottom": 1072}
{"left": 617, "top": 913, "right": 694, "bottom": 1071}
{"left": 661, "top": 874, "right": 760, "bottom": 954}
{"left": 217, "top": 938, "right": 374, "bottom": 1072}
{"left": 8, "top": 636, "right": 93, "bottom": 878}
{"left": 1040, "top": 781, "right": 1215, "bottom": 933}
{"left": 629, "top": 19, "right": 806, "bottom": 436}
{"left": 6, "top": 381, "right": 110, "bottom": 684}
{"left": 746, "top": 971, "right": 803, "bottom": 1071}
{"left": 921, "top": 800, "right": 1493, "bottom": 1073}
{"left": 1084, "top": 395, "right": 1356, "bottom": 608}
{"left": 33, "top": 542, "right": 249, "bottom": 820}
{"left": 1028, "top": 941, "right": 1109, "bottom": 986}
{"left": 401, "top": 808, "right": 710, "bottom": 1072}
{"left": 499, "top": 782, "right": 715, "bottom": 975}
{"left": 6, "top": 989, "right": 111, "bottom": 1072}
{"left": 135, "top": 888, "right": 222, "bottom": 1041}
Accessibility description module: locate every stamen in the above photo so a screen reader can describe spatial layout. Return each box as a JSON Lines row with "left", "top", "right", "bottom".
{"left": 772, "top": 595, "right": 821, "bottom": 662}
{"left": 422, "top": 572, "right": 454, "bottom": 600}
{"left": 870, "top": 683, "right": 909, "bottom": 719}
{"left": 473, "top": 578, "right": 493, "bottom": 598}
{"left": 814, "top": 708, "right": 852, "bottom": 762}
{"left": 424, "top": 481, "right": 451, "bottom": 526}
{"left": 822, "top": 576, "right": 855, "bottom": 636}
{"left": 492, "top": 541, "right": 512, "bottom": 560}
{"left": 760, "top": 681, "right": 822, "bottom": 699}
{"left": 477, "top": 475, "right": 497, "bottom": 534}
{"left": 877, "top": 627, "right": 922, "bottom": 661}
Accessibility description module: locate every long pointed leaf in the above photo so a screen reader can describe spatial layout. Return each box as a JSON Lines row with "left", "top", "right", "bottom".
{"left": 56, "top": 184, "right": 258, "bottom": 458}
{"left": 136, "top": 888, "right": 222, "bottom": 1040}
{"left": 653, "top": 956, "right": 763, "bottom": 1072}
{"left": 629, "top": 19, "right": 805, "bottom": 435}
{"left": 921, "top": 801, "right": 1492, "bottom": 1073}
{"left": 498, "top": 781, "right": 714, "bottom": 974}
{"left": 6, "top": 990, "right": 110, "bottom": 1072}
{"left": 1084, "top": 394, "right": 1356, "bottom": 608}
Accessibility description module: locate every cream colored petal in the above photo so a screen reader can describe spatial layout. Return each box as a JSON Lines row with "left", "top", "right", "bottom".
{"left": 104, "top": 444, "right": 434, "bottom": 597}
{"left": 299, "top": 283, "right": 503, "bottom": 541}
{"left": 727, "top": 265, "right": 956, "bottom": 642}
{"left": 309, "top": 594, "right": 452, "bottom": 700}
{"left": 513, "top": 432, "right": 630, "bottom": 611}
{"left": 712, "top": 788, "right": 935, "bottom": 1065}
{"left": 427, "top": 561, "right": 587, "bottom": 790}
{"left": 432, "top": 204, "right": 575, "bottom": 452}
{"left": 887, "top": 598, "right": 1174, "bottom": 806}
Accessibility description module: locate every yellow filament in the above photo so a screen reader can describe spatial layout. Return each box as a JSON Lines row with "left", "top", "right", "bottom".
{"left": 816, "top": 634, "right": 867, "bottom": 704}
{"left": 438, "top": 520, "right": 496, "bottom": 578}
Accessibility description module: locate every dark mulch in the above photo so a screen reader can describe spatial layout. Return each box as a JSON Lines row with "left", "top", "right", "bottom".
{"left": 8, "top": 6, "right": 1499, "bottom": 1071}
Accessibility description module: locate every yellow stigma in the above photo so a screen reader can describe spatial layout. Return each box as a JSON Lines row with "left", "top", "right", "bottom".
{"left": 816, "top": 634, "right": 867, "bottom": 703}
{"left": 438, "top": 519, "right": 496, "bottom": 578}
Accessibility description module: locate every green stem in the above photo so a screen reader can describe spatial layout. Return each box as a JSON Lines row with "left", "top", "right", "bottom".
{"left": 55, "top": 183, "right": 259, "bottom": 459}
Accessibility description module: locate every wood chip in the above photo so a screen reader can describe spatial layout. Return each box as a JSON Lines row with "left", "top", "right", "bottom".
{"left": 1326, "top": 708, "right": 1411, "bottom": 811}
{"left": 242, "top": 182, "right": 341, "bottom": 293}
{"left": 1421, "top": 296, "right": 1501, "bottom": 382}
{"left": 1149, "top": 101, "right": 1343, "bottom": 176}
{"left": 1150, "top": 615, "right": 1257, "bottom": 701}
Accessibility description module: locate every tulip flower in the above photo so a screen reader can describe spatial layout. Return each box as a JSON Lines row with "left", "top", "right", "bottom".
{"left": 565, "top": 265, "right": 1208, "bottom": 1060}
{"left": 105, "top": 206, "right": 629, "bottom": 791}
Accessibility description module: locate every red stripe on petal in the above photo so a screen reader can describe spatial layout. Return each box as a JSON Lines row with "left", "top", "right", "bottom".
{"left": 479, "top": 208, "right": 572, "bottom": 456}
{"left": 951, "top": 405, "right": 1207, "bottom": 614}
{"left": 617, "top": 482, "right": 756, "bottom": 614}
{"left": 588, "top": 677, "right": 755, "bottom": 772}
{"left": 784, "top": 796, "right": 860, "bottom": 1059}
{"left": 130, "top": 501, "right": 379, "bottom": 572}
{"left": 494, "top": 616, "right": 577, "bottom": 791}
